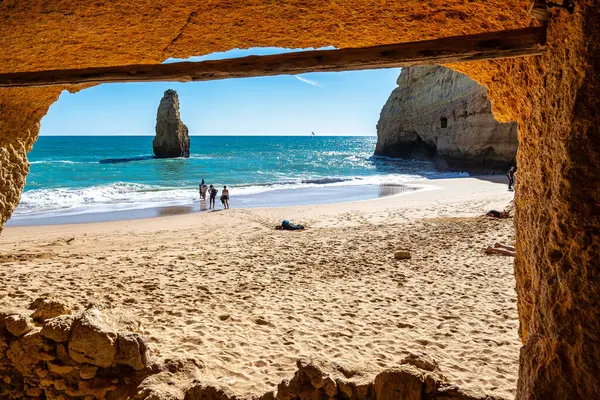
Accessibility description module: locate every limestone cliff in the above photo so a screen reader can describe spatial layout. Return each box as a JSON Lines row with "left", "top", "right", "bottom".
{"left": 375, "top": 66, "right": 518, "bottom": 173}
{"left": 152, "top": 89, "right": 190, "bottom": 158}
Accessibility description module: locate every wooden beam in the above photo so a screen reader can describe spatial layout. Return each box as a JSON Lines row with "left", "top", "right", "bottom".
{"left": 0, "top": 27, "right": 546, "bottom": 88}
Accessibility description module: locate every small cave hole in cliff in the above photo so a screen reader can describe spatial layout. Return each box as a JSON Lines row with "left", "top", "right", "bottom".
{"left": 440, "top": 117, "right": 448, "bottom": 128}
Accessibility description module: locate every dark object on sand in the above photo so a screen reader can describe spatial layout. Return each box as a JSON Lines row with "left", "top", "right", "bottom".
{"left": 394, "top": 250, "right": 411, "bottom": 260}
{"left": 486, "top": 210, "right": 509, "bottom": 219}
{"left": 276, "top": 220, "right": 305, "bottom": 230}
{"left": 486, "top": 200, "right": 514, "bottom": 219}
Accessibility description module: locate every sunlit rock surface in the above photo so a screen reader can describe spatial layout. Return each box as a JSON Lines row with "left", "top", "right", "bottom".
{"left": 375, "top": 66, "right": 518, "bottom": 173}
{"left": 153, "top": 89, "right": 190, "bottom": 158}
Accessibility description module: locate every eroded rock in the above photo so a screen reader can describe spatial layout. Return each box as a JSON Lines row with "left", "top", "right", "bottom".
{"left": 153, "top": 89, "right": 190, "bottom": 158}
{"left": 47, "top": 362, "right": 74, "bottom": 375}
{"left": 375, "top": 66, "right": 518, "bottom": 173}
{"left": 1, "top": 304, "right": 156, "bottom": 399}
{"left": 394, "top": 250, "right": 412, "bottom": 260}
{"left": 79, "top": 364, "right": 98, "bottom": 380}
{"left": 68, "top": 308, "right": 117, "bottom": 368}
{"left": 373, "top": 367, "right": 424, "bottom": 400}
{"left": 40, "top": 314, "right": 73, "bottom": 343}
{"left": 6, "top": 330, "right": 46, "bottom": 375}
{"left": 116, "top": 332, "right": 149, "bottom": 370}
{"left": 401, "top": 351, "right": 440, "bottom": 372}
{"left": 30, "top": 296, "right": 74, "bottom": 321}
{"left": 4, "top": 314, "right": 35, "bottom": 337}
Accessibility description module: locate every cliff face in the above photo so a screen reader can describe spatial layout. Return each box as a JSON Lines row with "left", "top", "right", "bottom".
{"left": 153, "top": 89, "right": 190, "bottom": 158}
{"left": 375, "top": 66, "right": 518, "bottom": 173}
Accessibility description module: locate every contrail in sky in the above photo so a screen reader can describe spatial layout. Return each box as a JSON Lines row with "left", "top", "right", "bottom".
{"left": 294, "top": 76, "right": 320, "bottom": 87}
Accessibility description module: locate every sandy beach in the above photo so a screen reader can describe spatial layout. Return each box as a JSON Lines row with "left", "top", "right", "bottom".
{"left": 0, "top": 176, "right": 519, "bottom": 399}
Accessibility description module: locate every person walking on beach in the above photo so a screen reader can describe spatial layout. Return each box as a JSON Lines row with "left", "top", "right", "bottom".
{"left": 507, "top": 166, "right": 516, "bottom": 191}
{"left": 199, "top": 179, "right": 208, "bottom": 201}
{"left": 208, "top": 184, "right": 218, "bottom": 209}
{"left": 221, "top": 186, "right": 230, "bottom": 209}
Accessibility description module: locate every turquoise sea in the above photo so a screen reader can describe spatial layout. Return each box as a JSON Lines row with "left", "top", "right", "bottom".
{"left": 11, "top": 136, "right": 463, "bottom": 224}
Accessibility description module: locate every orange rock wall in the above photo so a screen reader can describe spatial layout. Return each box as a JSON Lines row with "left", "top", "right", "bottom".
{"left": 450, "top": 3, "right": 600, "bottom": 398}
{"left": 0, "top": 88, "right": 61, "bottom": 229}
{"left": 0, "top": 1, "right": 599, "bottom": 399}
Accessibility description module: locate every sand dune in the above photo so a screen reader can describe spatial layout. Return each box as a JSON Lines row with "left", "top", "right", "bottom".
{"left": 0, "top": 177, "right": 518, "bottom": 399}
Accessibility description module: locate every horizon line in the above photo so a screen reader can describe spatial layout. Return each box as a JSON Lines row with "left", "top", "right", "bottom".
{"left": 38, "top": 133, "right": 377, "bottom": 137}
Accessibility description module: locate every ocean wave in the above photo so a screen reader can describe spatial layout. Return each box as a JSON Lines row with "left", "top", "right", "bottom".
{"left": 15, "top": 182, "right": 194, "bottom": 217}
{"left": 30, "top": 160, "right": 80, "bottom": 165}
{"left": 188, "top": 154, "right": 215, "bottom": 160}
{"left": 14, "top": 174, "right": 429, "bottom": 218}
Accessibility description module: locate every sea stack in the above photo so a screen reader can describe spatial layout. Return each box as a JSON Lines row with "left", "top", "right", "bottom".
{"left": 375, "top": 66, "right": 518, "bottom": 173}
{"left": 153, "top": 89, "right": 190, "bottom": 158}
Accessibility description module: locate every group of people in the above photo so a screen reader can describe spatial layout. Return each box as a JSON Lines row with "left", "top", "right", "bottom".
{"left": 199, "top": 179, "right": 230, "bottom": 209}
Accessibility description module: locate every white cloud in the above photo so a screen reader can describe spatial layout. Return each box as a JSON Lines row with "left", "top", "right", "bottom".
{"left": 294, "top": 75, "right": 320, "bottom": 87}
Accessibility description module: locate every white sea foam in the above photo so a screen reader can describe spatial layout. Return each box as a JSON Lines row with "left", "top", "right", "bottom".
{"left": 13, "top": 173, "right": 463, "bottom": 219}
{"left": 29, "top": 160, "right": 81, "bottom": 165}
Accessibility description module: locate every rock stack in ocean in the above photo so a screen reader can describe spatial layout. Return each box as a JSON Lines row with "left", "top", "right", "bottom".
{"left": 153, "top": 89, "right": 190, "bottom": 158}
{"left": 375, "top": 66, "right": 518, "bottom": 173}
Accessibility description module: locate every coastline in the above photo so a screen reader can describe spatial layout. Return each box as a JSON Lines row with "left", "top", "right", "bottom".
{"left": 7, "top": 183, "right": 417, "bottom": 227}
{"left": 7, "top": 176, "right": 506, "bottom": 228}
{"left": 0, "top": 176, "right": 518, "bottom": 399}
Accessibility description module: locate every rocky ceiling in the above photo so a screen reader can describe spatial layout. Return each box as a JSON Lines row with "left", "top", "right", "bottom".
{"left": 1, "top": 0, "right": 531, "bottom": 73}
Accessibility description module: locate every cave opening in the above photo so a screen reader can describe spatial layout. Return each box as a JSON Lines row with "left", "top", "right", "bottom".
{"left": 440, "top": 117, "right": 447, "bottom": 128}
{"left": 2, "top": 59, "right": 524, "bottom": 400}
{"left": 2, "top": 55, "right": 525, "bottom": 400}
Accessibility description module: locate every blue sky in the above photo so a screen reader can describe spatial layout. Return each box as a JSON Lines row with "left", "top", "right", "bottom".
{"left": 40, "top": 48, "right": 401, "bottom": 136}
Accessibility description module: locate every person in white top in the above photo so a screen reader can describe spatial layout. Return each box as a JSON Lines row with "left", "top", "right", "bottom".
{"left": 199, "top": 179, "right": 208, "bottom": 201}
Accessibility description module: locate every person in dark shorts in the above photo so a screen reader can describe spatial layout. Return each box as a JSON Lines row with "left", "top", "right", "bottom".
{"left": 221, "top": 186, "right": 230, "bottom": 209}
{"left": 208, "top": 184, "right": 218, "bottom": 209}
{"left": 276, "top": 220, "right": 305, "bottom": 230}
{"left": 507, "top": 166, "right": 516, "bottom": 191}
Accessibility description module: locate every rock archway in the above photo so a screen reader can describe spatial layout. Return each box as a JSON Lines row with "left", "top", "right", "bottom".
{"left": 0, "top": 1, "right": 598, "bottom": 398}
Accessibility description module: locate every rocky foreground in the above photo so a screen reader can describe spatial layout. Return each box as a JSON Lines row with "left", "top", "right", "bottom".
{"left": 1, "top": 299, "right": 507, "bottom": 399}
